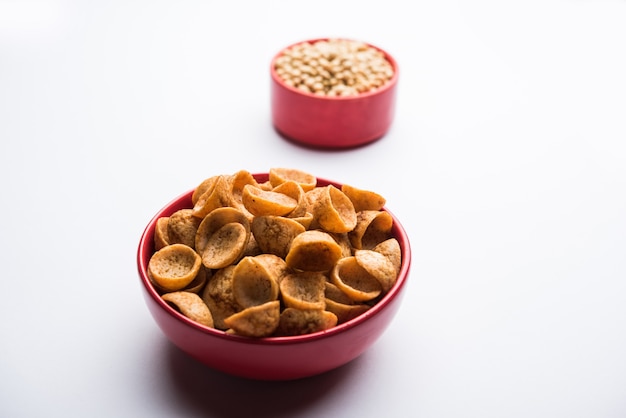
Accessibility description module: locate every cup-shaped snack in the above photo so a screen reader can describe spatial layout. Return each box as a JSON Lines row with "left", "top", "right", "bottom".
{"left": 279, "top": 271, "right": 327, "bottom": 310}
{"left": 372, "top": 237, "right": 402, "bottom": 275}
{"left": 201, "top": 265, "right": 241, "bottom": 330}
{"left": 223, "top": 300, "right": 281, "bottom": 338}
{"left": 313, "top": 185, "right": 357, "bottom": 233}
{"left": 225, "top": 169, "right": 259, "bottom": 217}
{"left": 289, "top": 212, "right": 314, "bottom": 230}
{"left": 232, "top": 256, "right": 280, "bottom": 309}
{"left": 195, "top": 207, "right": 251, "bottom": 269}
{"left": 285, "top": 230, "right": 343, "bottom": 272}
{"left": 349, "top": 210, "right": 393, "bottom": 250}
{"left": 341, "top": 184, "right": 386, "bottom": 212}
{"left": 324, "top": 299, "right": 370, "bottom": 325}
{"left": 330, "top": 256, "right": 382, "bottom": 302}
{"left": 154, "top": 217, "right": 170, "bottom": 251}
{"left": 277, "top": 308, "right": 338, "bottom": 336}
{"left": 162, "top": 291, "right": 214, "bottom": 328}
{"left": 241, "top": 184, "right": 299, "bottom": 217}
{"left": 273, "top": 181, "right": 307, "bottom": 217}
{"left": 253, "top": 253, "right": 289, "bottom": 284}
{"left": 148, "top": 243, "right": 202, "bottom": 292}
{"left": 167, "top": 209, "right": 202, "bottom": 249}
{"left": 268, "top": 167, "right": 317, "bottom": 192}
{"left": 354, "top": 249, "right": 397, "bottom": 292}
{"left": 192, "top": 175, "right": 219, "bottom": 206}
{"left": 251, "top": 215, "right": 306, "bottom": 259}
{"left": 192, "top": 175, "right": 231, "bottom": 218}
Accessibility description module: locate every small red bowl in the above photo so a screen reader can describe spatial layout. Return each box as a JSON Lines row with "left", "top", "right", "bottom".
{"left": 137, "top": 173, "right": 411, "bottom": 380}
{"left": 270, "top": 39, "right": 399, "bottom": 149}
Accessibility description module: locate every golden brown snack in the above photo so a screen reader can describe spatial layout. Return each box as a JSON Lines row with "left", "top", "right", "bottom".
{"left": 285, "top": 230, "right": 343, "bottom": 272}
{"left": 277, "top": 308, "right": 337, "bottom": 336}
{"left": 148, "top": 244, "right": 202, "bottom": 292}
{"left": 251, "top": 215, "right": 305, "bottom": 259}
{"left": 231, "top": 256, "right": 280, "bottom": 309}
{"left": 324, "top": 299, "right": 370, "bottom": 324}
{"left": 330, "top": 256, "right": 382, "bottom": 302}
{"left": 241, "top": 185, "right": 298, "bottom": 217}
{"left": 354, "top": 249, "right": 397, "bottom": 292}
{"left": 313, "top": 185, "right": 357, "bottom": 233}
{"left": 192, "top": 175, "right": 219, "bottom": 206}
{"left": 349, "top": 210, "right": 393, "bottom": 250}
{"left": 192, "top": 175, "right": 231, "bottom": 218}
{"left": 154, "top": 216, "right": 170, "bottom": 251}
{"left": 279, "top": 271, "right": 326, "bottom": 310}
{"left": 341, "top": 184, "right": 386, "bottom": 212}
{"left": 273, "top": 180, "right": 307, "bottom": 217}
{"left": 195, "top": 207, "right": 251, "bottom": 269}
{"left": 162, "top": 291, "right": 214, "bottom": 328}
{"left": 223, "top": 300, "right": 281, "bottom": 338}
{"left": 167, "top": 209, "right": 202, "bottom": 249}
{"left": 202, "top": 265, "right": 240, "bottom": 330}
{"left": 268, "top": 167, "right": 317, "bottom": 192}
{"left": 372, "top": 238, "right": 402, "bottom": 276}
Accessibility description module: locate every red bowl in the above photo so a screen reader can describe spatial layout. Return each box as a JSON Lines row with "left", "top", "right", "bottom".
{"left": 270, "top": 39, "right": 399, "bottom": 149}
{"left": 137, "top": 174, "right": 411, "bottom": 380}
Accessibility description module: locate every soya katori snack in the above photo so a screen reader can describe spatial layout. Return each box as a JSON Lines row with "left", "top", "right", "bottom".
{"left": 148, "top": 168, "right": 402, "bottom": 338}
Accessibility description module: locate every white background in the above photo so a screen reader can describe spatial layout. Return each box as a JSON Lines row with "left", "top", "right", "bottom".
{"left": 1, "top": 1, "right": 625, "bottom": 417}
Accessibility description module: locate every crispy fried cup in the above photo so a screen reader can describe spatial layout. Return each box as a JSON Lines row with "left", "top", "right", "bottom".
{"left": 148, "top": 243, "right": 202, "bottom": 292}
{"left": 223, "top": 300, "right": 281, "bottom": 338}
{"left": 349, "top": 210, "right": 394, "bottom": 250}
{"left": 167, "top": 209, "right": 202, "bottom": 249}
{"left": 354, "top": 249, "right": 398, "bottom": 293}
{"left": 192, "top": 175, "right": 231, "bottom": 218}
{"left": 251, "top": 215, "right": 305, "bottom": 258}
{"left": 162, "top": 291, "right": 214, "bottom": 328}
{"left": 313, "top": 185, "right": 357, "bottom": 233}
{"left": 195, "top": 207, "right": 251, "bottom": 269}
{"left": 279, "top": 271, "right": 326, "bottom": 310}
{"left": 285, "top": 230, "right": 343, "bottom": 272}
{"left": 324, "top": 299, "right": 370, "bottom": 324}
{"left": 232, "top": 256, "right": 280, "bottom": 309}
{"left": 330, "top": 256, "right": 382, "bottom": 302}
{"left": 268, "top": 167, "right": 317, "bottom": 192}
{"left": 273, "top": 180, "right": 307, "bottom": 217}
{"left": 241, "top": 184, "right": 298, "bottom": 216}
{"left": 154, "top": 217, "right": 170, "bottom": 251}
{"left": 341, "top": 184, "right": 386, "bottom": 212}
{"left": 201, "top": 265, "right": 240, "bottom": 330}
{"left": 277, "top": 308, "right": 338, "bottom": 336}
{"left": 373, "top": 238, "right": 402, "bottom": 276}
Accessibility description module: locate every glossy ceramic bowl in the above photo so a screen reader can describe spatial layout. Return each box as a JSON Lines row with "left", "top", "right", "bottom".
{"left": 270, "top": 39, "right": 399, "bottom": 149}
{"left": 137, "top": 173, "right": 411, "bottom": 380}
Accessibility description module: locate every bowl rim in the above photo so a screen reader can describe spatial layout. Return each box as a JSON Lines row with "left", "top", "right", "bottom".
{"left": 137, "top": 174, "right": 411, "bottom": 346}
{"left": 270, "top": 37, "right": 399, "bottom": 101}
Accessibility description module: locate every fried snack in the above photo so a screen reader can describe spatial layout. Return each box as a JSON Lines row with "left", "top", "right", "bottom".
{"left": 324, "top": 299, "right": 370, "bottom": 324}
{"left": 354, "top": 249, "right": 397, "bottom": 292}
{"left": 312, "top": 185, "right": 357, "bottom": 233}
{"left": 232, "top": 256, "right": 280, "bottom": 309}
{"left": 192, "top": 175, "right": 219, "bottom": 206}
{"left": 289, "top": 212, "right": 314, "bottom": 230}
{"left": 202, "top": 265, "right": 241, "bottom": 330}
{"left": 162, "top": 291, "right": 214, "bottom": 328}
{"left": 192, "top": 175, "right": 231, "bottom": 218}
{"left": 253, "top": 253, "right": 289, "bottom": 284}
{"left": 182, "top": 266, "right": 209, "bottom": 294}
{"left": 277, "top": 308, "right": 338, "bottom": 336}
{"left": 195, "top": 207, "right": 251, "bottom": 269}
{"left": 349, "top": 210, "right": 393, "bottom": 250}
{"left": 148, "top": 244, "right": 202, "bottom": 292}
{"left": 241, "top": 184, "right": 298, "bottom": 216}
{"left": 225, "top": 169, "right": 259, "bottom": 218}
{"left": 154, "top": 216, "right": 170, "bottom": 251}
{"left": 341, "top": 184, "right": 386, "bottom": 212}
{"left": 279, "top": 271, "right": 326, "bottom": 310}
{"left": 223, "top": 300, "right": 281, "bottom": 338}
{"left": 273, "top": 180, "right": 307, "bottom": 217}
{"left": 268, "top": 167, "right": 317, "bottom": 192}
{"left": 330, "top": 256, "right": 382, "bottom": 302}
{"left": 167, "top": 209, "right": 202, "bottom": 249}
{"left": 373, "top": 238, "right": 402, "bottom": 275}
{"left": 324, "top": 281, "right": 355, "bottom": 305}
{"left": 285, "top": 230, "right": 343, "bottom": 272}
{"left": 329, "top": 232, "right": 353, "bottom": 258}
{"left": 251, "top": 215, "right": 305, "bottom": 259}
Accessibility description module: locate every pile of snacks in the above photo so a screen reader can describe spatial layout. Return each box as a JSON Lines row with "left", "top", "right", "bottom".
{"left": 274, "top": 39, "right": 394, "bottom": 97}
{"left": 148, "top": 168, "right": 402, "bottom": 338}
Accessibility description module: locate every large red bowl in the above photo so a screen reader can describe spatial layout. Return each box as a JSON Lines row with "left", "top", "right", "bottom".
{"left": 137, "top": 174, "right": 411, "bottom": 380}
{"left": 270, "top": 39, "right": 399, "bottom": 149}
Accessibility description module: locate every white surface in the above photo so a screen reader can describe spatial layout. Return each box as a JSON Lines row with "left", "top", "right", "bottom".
{"left": 1, "top": 0, "right": 625, "bottom": 417}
